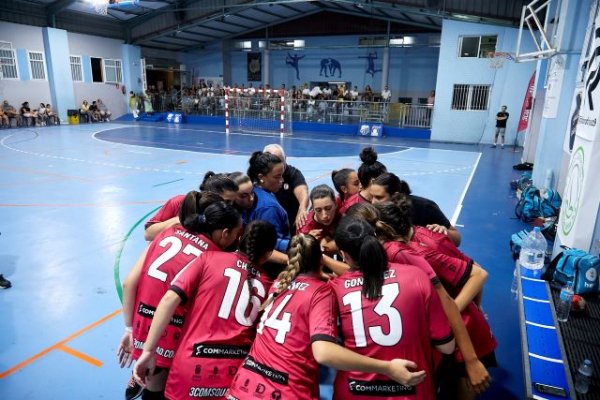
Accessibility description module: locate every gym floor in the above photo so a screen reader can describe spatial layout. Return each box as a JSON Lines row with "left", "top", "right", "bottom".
{"left": 0, "top": 121, "right": 525, "bottom": 399}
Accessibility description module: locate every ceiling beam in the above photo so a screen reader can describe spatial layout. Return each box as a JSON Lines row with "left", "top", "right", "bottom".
{"left": 46, "top": 0, "right": 78, "bottom": 15}
{"left": 250, "top": 6, "right": 281, "bottom": 19}
{"left": 180, "top": 30, "right": 221, "bottom": 39}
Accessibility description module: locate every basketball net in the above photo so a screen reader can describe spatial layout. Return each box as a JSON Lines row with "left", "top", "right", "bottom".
{"left": 92, "top": 0, "right": 111, "bottom": 15}
{"left": 488, "top": 52, "right": 515, "bottom": 69}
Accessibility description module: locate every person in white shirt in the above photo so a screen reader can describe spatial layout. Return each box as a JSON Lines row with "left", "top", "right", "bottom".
{"left": 381, "top": 86, "right": 392, "bottom": 102}
{"left": 309, "top": 85, "right": 322, "bottom": 98}
{"left": 350, "top": 86, "right": 359, "bottom": 101}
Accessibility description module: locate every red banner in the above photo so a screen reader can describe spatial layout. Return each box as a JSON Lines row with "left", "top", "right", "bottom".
{"left": 518, "top": 72, "right": 536, "bottom": 133}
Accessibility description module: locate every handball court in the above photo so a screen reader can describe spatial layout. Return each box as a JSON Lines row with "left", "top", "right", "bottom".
{"left": 0, "top": 122, "right": 526, "bottom": 399}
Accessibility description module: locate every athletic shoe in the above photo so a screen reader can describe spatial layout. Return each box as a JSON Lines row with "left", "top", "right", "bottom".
{"left": 0, "top": 274, "right": 12, "bottom": 289}
{"left": 491, "top": 144, "right": 497, "bottom": 148}
{"left": 125, "top": 375, "right": 143, "bottom": 400}
{"left": 501, "top": 145, "right": 504, "bottom": 149}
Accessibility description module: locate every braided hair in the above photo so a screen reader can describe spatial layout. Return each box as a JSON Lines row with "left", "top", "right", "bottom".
{"left": 261, "top": 234, "right": 321, "bottom": 310}
{"left": 238, "top": 220, "right": 277, "bottom": 306}
{"left": 335, "top": 216, "right": 387, "bottom": 300}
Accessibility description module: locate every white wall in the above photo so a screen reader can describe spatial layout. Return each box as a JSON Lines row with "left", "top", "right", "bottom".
{"left": 0, "top": 22, "right": 51, "bottom": 109}
{"left": 432, "top": 20, "right": 537, "bottom": 143}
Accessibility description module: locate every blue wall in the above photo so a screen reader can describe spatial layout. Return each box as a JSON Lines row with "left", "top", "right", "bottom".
{"left": 432, "top": 20, "right": 537, "bottom": 143}
{"left": 184, "top": 34, "right": 439, "bottom": 102}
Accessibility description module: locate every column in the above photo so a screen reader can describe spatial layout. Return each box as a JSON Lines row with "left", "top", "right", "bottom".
{"left": 263, "top": 49, "right": 270, "bottom": 86}
{"left": 121, "top": 44, "right": 143, "bottom": 100}
{"left": 42, "top": 27, "right": 76, "bottom": 123}
{"left": 381, "top": 46, "right": 390, "bottom": 90}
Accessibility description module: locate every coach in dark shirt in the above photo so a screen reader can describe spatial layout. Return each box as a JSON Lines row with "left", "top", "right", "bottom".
{"left": 263, "top": 144, "right": 309, "bottom": 232}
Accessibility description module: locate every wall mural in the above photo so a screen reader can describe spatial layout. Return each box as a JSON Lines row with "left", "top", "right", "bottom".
{"left": 285, "top": 53, "right": 305, "bottom": 80}
{"left": 359, "top": 52, "right": 382, "bottom": 77}
{"left": 319, "top": 58, "right": 342, "bottom": 78}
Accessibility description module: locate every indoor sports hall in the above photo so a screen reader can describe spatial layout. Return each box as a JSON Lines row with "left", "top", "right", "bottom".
{"left": 1, "top": 1, "right": 599, "bottom": 399}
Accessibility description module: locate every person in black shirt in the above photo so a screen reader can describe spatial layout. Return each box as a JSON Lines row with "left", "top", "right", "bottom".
{"left": 263, "top": 144, "right": 309, "bottom": 232}
{"left": 369, "top": 172, "right": 462, "bottom": 246}
{"left": 492, "top": 105, "right": 509, "bottom": 148}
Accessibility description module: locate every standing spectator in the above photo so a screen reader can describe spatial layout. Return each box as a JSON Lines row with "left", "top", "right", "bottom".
{"left": 427, "top": 90, "right": 436, "bottom": 124}
{"left": 492, "top": 105, "right": 509, "bottom": 148}
{"left": 263, "top": 144, "right": 309, "bottom": 233}
{"left": 362, "top": 85, "right": 374, "bottom": 102}
{"left": 381, "top": 86, "right": 392, "bottom": 102}
{"left": 128, "top": 92, "right": 138, "bottom": 119}
{"left": 97, "top": 99, "right": 112, "bottom": 122}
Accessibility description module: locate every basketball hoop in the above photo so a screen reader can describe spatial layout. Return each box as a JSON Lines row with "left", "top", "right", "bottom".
{"left": 488, "top": 52, "right": 515, "bottom": 69}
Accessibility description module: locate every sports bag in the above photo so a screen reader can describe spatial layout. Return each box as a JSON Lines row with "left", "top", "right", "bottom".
{"left": 545, "top": 248, "right": 600, "bottom": 295}
{"left": 515, "top": 186, "right": 543, "bottom": 221}
{"left": 541, "top": 188, "right": 561, "bottom": 217}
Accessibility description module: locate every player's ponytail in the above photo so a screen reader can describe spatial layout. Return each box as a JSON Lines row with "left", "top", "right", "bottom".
{"left": 335, "top": 217, "right": 387, "bottom": 300}
{"left": 261, "top": 234, "right": 321, "bottom": 311}
{"left": 358, "top": 147, "right": 387, "bottom": 188}
{"left": 179, "top": 190, "right": 224, "bottom": 228}
{"left": 182, "top": 201, "right": 241, "bottom": 240}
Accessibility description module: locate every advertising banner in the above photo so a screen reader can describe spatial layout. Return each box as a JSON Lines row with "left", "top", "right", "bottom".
{"left": 247, "top": 53, "right": 262, "bottom": 82}
{"left": 518, "top": 72, "right": 536, "bottom": 133}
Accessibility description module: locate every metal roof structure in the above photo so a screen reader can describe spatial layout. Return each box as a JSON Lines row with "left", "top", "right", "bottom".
{"left": 1, "top": 1, "right": 533, "bottom": 51}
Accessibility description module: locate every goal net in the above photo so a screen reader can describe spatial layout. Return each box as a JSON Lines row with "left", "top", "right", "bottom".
{"left": 225, "top": 88, "right": 292, "bottom": 137}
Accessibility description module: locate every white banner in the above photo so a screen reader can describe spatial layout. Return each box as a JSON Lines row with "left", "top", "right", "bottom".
{"left": 543, "top": 55, "right": 566, "bottom": 119}
{"left": 557, "top": 136, "right": 600, "bottom": 250}
{"left": 563, "top": 88, "right": 583, "bottom": 154}
{"left": 578, "top": 4, "right": 600, "bottom": 141}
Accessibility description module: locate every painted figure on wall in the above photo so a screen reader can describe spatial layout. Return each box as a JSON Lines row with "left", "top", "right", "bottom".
{"left": 320, "top": 58, "right": 330, "bottom": 77}
{"left": 286, "top": 53, "right": 305, "bottom": 80}
{"left": 360, "top": 52, "right": 382, "bottom": 77}
{"left": 328, "top": 58, "right": 342, "bottom": 78}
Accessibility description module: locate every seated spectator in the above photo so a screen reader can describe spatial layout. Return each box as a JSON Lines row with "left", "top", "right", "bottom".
{"left": 45, "top": 104, "right": 59, "bottom": 125}
{"left": 2, "top": 100, "right": 21, "bottom": 127}
{"left": 89, "top": 101, "right": 100, "bottom": 122}
{"left": 80, "top": 100, "right": 91, "bottom": 123}
{"left": 97, "top": 99, "right": 111, "bottom": 122}
{"left": 0, "top": 108, "right": 8, "bottom": 128}
{"left": 36, "top": 103, "right": 47, "bottom": 126}
{"left": 20, "top": 102, "right": 34, "bottom": 126}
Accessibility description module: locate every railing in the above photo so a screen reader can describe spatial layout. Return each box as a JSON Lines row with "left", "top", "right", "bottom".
{"left": 141, "top": 93, "right": 434, "bottom": 129}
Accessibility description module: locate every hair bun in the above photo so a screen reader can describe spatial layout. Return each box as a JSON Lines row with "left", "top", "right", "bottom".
{"left": 360, "top": 147, "right": 378, "bottom": 165}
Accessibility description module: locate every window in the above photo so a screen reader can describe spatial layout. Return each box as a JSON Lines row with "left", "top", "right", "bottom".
{"left": 452, "top": 84, "right": 490, "bottom": 110}
{"left": 104, "top": 59, "right": 122, "bottom": 83}
{"left": 235, "top": 41, "right": 252, "bottom": 51}
{"left": 28, "top": 51, "right": 46, "bottom": 80}
{"left": 0, "top": 42, "right": 18, "bottom": 79}
{"left": 458, "top": 35, "right": 497, "bottom": 58}
{"left": 70, "top": 55, "right": 83, "bottom": 82}
{"left": 91, "top": 57, "right": 103, "bottom": 82}
{"left": 269, "top": 40, "right": 305, "bottom": 49}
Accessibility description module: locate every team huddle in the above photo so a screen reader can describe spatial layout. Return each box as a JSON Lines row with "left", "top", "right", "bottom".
{"left": 116, "top": 145, "right": 497, "bottom": 400}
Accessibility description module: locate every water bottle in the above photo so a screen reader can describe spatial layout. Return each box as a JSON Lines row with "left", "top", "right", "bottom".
{"left": 511, "top": 267, "right": 518, "bottom": 299}
{"left": 519, "top": 227, "right": 547, "bottom": 270}
{"left": 556, "top": 281, "right": 574, "bottom": 323}
{"left": 575, "top": 359, "right": 593, "bottom": 394}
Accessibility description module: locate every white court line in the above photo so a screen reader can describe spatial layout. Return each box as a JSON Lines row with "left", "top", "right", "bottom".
{"left": 451, "top": 151, "right": 482, "bottom": 225}
{"left": 526, "top": 320, "right": 556, "bottom": 330}
{"left": 523, "top": 296, "right": 550, "bottom": 303}
{"left": 533, "top": 395, "right": 551, "bottom": 400}
{"left": 522, "top": 276, "right": 545, "bottom": 282}
{"left": 529, "top": 353, "right": 563, "bottom": 364}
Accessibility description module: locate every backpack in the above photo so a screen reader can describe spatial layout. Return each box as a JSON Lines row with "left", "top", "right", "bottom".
{"left": 515, "top": 186, "right": 543, "bottom": 221}
{"left": 544, "top": 248, "right": 600, "bottom": 295}
{"left": 509, "top": 229, "right": 530, "bottom": 260}
{"left": 541, "top": 188, "right": 561, "bottom": 217}
{"left": 510, "top": 172, "right": 532, "bottom": 191}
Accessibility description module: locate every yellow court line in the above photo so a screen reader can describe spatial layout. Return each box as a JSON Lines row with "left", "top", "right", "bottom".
{"left": 0, "top": 309, "right": 121, "bottom": 379}
{"left": 58, "top": 345, "right": 104, "bottom": 367}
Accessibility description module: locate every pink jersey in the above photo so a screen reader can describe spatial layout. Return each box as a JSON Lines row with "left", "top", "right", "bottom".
{"left": 338, "top": 192, "right": 369, "bottom": 215}
{"left": 144, "top": 194, "right": 185, "bottom": 229}
{"left": 412, "top": 226, "right": 468, "bottom": 261}
{"left": 330, "top": 264, "right": 453, "bottom": 400}
{"left": 383, "top": 241, "right": 440, "bottom": 286}
{"left": 131, "top": 227, "right": 220, "bottom": 368}
{"left": 297, "top": 210, "right": 340, "bottom": 238}
{"left": 166, "top": 251, "right": 273, "bottom": 400}
{"left": 226, "top": 275, "right": 338, "bottom": 400}
{"left": 408, "top": 228, "right": 497, "bottom": 362}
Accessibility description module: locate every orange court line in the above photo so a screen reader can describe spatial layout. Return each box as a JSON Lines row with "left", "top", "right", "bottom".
{"left": 0, "top": 309, "right": 121, "bottom": 379}
{"left": 58, "top": 345, "right": 103, "bottom": 368}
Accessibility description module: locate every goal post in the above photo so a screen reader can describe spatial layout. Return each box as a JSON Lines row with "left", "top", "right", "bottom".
{"left": 224, "top": 88, "right": 292, "bottom": 137}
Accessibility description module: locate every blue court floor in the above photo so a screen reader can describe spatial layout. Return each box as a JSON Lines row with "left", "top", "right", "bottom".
{"left": 0, "top": 122, "right": 525, "bottom": 399}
